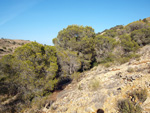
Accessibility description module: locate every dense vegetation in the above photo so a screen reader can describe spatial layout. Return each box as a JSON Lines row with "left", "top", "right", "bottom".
{"left": 0, "top": 18, "right": 150, "bottom": 112}
{"left": 0, "top": 42, "right": 58, "bottom": 112}
{"left": 118, "top": 88, "right": 147, "bottom": 113}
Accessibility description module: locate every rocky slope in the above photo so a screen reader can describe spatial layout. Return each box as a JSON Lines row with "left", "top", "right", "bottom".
{"left": 0, "top": 38, "right": 30, "bottom": 58}
{"left": 42, "top": 45, "right": 150, "bottom": 113}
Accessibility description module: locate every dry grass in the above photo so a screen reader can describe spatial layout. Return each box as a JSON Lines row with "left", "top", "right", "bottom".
{"left": 88, "top": 79, "right": 100, "bottom": 91}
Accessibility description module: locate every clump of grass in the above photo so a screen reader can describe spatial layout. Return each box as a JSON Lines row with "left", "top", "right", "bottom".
{"left": 118, "top": 88, "right": 147, "bottom": 113}
{"left": 118, "top": 99, "right": 142, "bottom": 113}
{"left": 78, "top": 84, "right": 83, "bottom": 90}
{"left": 8, "top": 48, "right": 12, "bottom": 52}
{"left": 129, "top": 88, "right": 147, "bottom": 103}
{"left": 102, "top": 62, "right": 112, "bottom": 68}
{"left": 2, "top": 46, "right": 6, "bottom": 49}
{"left": 127, "top": 67, "right": 135, "bottom": 73}
{"left": 71, "top": 72, "right": 81, "bottom": 82}
{"left": 89, "top": 79, "right": 100, "bottom": 91}
{"left": 118, "top": 57, "right": 130, "bottom": 64}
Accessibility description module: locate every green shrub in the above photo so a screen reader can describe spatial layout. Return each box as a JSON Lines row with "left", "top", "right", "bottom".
{"left": 118, "top": 99, "right": 142, "bottom": 113}
{"left": 102, "top": 62, "right": 112, "bottom": 67}
{"left": 104, "top": 25, "right": 124, "bottom": 37}
{"left": 120, "top": 35, "right": 139, "bottom": 52}
{"left": 94, "top": 35, "right": 117, "bottom": 63}
{"left": 118, "top": 57, "right": 130, "bottom": 64}
{"left": 117, "top": 53, "right": 140, "bottom": 65}
{"left": 71, "top": 72, "right": 81, "bottom": 82}
{"left": 131, "top": 28, "right": 150, "bottom": 46}
{"left": 0, "top": 42, "right": 58, "bottom": 112}
{"left": 118, "top": 88, "right": 147, "bottom": 113}
{"left": 91, "top": 61, "right": 98, "bottom": 67}
{"left": 100, "top": 53, "right": 115, "bottom": 64}
{"left": 125, "top": 21, "right": 149, "bottom": 32}
{"left": 31, "top": 96, "right": 48, "bottom": 109}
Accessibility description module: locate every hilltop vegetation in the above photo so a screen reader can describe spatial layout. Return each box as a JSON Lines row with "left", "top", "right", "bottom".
{"left": 0, "top": 17, "right": 150, "bottom": 112}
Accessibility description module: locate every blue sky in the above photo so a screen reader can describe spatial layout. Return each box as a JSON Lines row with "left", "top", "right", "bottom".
{"left": 0, "top": 0, "right": 150, "bottom": 45}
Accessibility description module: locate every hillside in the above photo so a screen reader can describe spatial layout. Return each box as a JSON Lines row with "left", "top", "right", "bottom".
{"left": 0, "top": 17, "right": 150, "bottom": 113}
{"left": 43, "top": 45, "right": 150, "bottom": 113}
{"left": 0, "top": 38, "right": 30, "bottom": 58}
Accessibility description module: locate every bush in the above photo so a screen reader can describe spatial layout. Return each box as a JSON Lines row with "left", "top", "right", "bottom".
{"left": 120, "top": 35, "right": 139, "bottom": 52}
{"left": 89, "top": 79, "right": 100, "bottom": 91}
{"left": 2, "top": 46, "right": 6, "bottom": 49}
{"left": 117, "top": 57, "right": 130, "bottom": 64}
{"left": 54, "top": 25, "right": 95, "bottom": 74}
{"left": 71, "top": 72, "right": 81, "bottom": 82}
{"left": 0, "top": 42, "right": 58, "bottom": 112}
{"left": 131, "top": 28, "right": 150, "bottom": 46}
{"left": 129, "top": 88, "right": 147, "bottom": 103}
{"left": 127, "top": 67, "right": 135, "bottom": 73}
{"left": 102, "top": 62, "right": 112, "bottom": 67}
{"left": 118, "top": 88, "right": 147, "bottom": 113}
{"left": 125, "top": 21, "right": 149, "bottom": 33}
{"left": 104, "top": 25, "right": 124, "bottom": 37}
{"left": 118, "top": 99, "right": 142, "bottom": 113}
{"left": 94, "top": 35, "right": 117, "bottom": 63}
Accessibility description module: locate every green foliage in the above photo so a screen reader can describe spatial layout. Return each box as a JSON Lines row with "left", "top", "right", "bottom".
{"left": 94, "top": 35, "right": 117, "bottom": 63}
{"left": 117, "top": 57, "right": 130, "bottom": 64}
{"left": 71, "top": 72, "right": 81, "bottom": 82}
{"left": 131, "top": 28, "right": 150, "bottom": 46}
{"left": 118, "top": 99, "right": 142, "bottom": 113}
{"left": 116, "top": 53, "right": 140, "bottom": 65}
{"left": 1, "top": 19, "right": 150, "bottom": 112}
{"left": 118, "top": 88, "right": 147, "bottom": 113}
{"left": 0, "top": 42, "right": 58, "bottom": 112}
{"left": 129, "top": 88, "right": 147, "bottom": 103}
{"left": 125, "top": 21, "right": 149, "bottom": 33}
{"left": 31, "top": 96, "right": 48, "bottom": 110}
{"left": 54, "top": 25, "right": 95, "bottom": 75}
{"left": 91, "top": 61, "right": 98, "bottom": 67}
{"left": 57, "top": 48, "right": 81, "bottom": 76}
{"left": 54, "top": 25, "right": 95, "bottom": 49}
{"left": 102, "top": 62, "right": 112, "bottom": 67}
{"left": 120, "top": 35, "right": 139, "bottom": 52}
{"left": 104, "top": 25, "right": 124, "bottom": 38}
